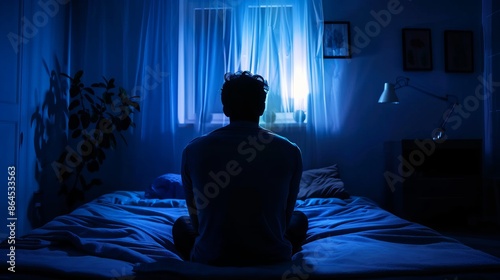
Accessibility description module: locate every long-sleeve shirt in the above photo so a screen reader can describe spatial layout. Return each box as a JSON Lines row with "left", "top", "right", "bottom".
{"left": 181, "top": 121, "right": 302, "bottom": 266}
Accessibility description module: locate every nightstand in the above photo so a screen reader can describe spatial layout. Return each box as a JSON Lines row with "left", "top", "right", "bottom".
{"left": 400, "top": 139, "right": 483, "bottom": 230}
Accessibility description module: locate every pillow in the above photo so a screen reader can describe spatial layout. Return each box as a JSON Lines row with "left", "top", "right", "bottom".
{"left": 145, "top": 173, "right": 185, "bottom": 199}
{"left": 297, "top": 164, "right": 350, "bottom": 200}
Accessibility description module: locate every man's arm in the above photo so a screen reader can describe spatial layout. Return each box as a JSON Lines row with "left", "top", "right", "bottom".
{"left": 285, "top": 146, "right": 303, "bottom": 225}
{"left": 181, "top": 148, "right": 199, "bottom": 232}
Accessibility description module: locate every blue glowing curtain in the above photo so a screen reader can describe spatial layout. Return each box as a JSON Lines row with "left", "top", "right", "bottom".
{"left": 177, "top": 0, "right": 326, "bottom": 134}
{"left": 69, "top": 0, "right": 325, "bottom": 180}
{"left": 68, "top": 0, "right": 184, "bottom": 182}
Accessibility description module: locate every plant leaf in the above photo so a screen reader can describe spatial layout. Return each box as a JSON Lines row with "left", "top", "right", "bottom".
{"left": 95, "top": 96, "right": 105, "bottom": 104}
{"left": 68, "top": 100, "right": 80, "bottom": 111}
{"left": 118, "top": 87, "right": 127, "bottom": 98}
{"left": 87, "top": 160, "right": 99, "bottom": 173}
{"left": 60, "top": 73, "right": 73, "bottom": 81}
{"left": 67, "top": 187, "right": 84, "bottom": 208}
{"left": 74, "top": 70, "right": 84, "bottom": 81}
{"left": 130, "top": 101, "right": 140, "bottom": 112}
{"left": 90, "top": 112, "right": 99, "bottom": 123}
{"left": 70, "top": 86, "right": 80, "bottom": 98}
{"left": 91, "top": 82, "right": 107, "bottom": 88}
{"left": 84, "top": 93, "right": 95, "bottom": 104}
{"left": 80, "top": 112, "right": 91, "bottom": 129}
{"left": 103, "top": 92, "right": 112, "bottom": 104}
{"left": 96, "top": 148, "right": 106, "bottom": 163}
{"left": 72, "top": 71, "right": 83, "bottom": 86}
{"left": 30, "top": 108, "right": 40, "bottom": 125}
{"left": 107, "top": 78, "right": 115, "bottom": 90}
{"left": 83, "top": 178, "right": 102, "bottom": 190}
{"left": 119, "top": 107, "right": 132, "bottom": 120}
{"left": 109, "top": 133, "right": 117, "bottom": 148}
{"left": 83, "top": 87, "right": 95, "bottom": 95}
{"left": 68, "top": 114, "right": 80, "bottom": 130}
{"left": 120, "top": 116, "right": 131, "bottom": 130}
{"left": 72, "top": 129, "right": 82, "bottom": 138}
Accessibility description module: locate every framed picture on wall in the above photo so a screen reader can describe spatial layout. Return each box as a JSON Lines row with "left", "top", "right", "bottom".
{"left": 402, "top": 28, "right": 433, "bottom": 71}
{"left": 323, "top": 21, "right": 351, "bottom": 59}
{"left": 444, "top": 30, "right": 474, "bottom": 73}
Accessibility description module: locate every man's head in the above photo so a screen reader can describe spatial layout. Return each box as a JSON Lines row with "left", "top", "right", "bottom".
{"left": 221, "top": 71, "right": 269, "bottom": 122}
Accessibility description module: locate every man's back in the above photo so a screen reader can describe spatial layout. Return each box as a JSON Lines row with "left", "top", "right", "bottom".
{"left": 181, "top": 121, "right": 302, "bottom": 266}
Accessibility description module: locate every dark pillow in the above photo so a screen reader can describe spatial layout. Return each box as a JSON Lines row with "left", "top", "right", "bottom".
{"left": 145, "top": 173, "right": 185, "bottom": 199}
{"left": 297, "top": 164, "right": 350, "bottom": 200}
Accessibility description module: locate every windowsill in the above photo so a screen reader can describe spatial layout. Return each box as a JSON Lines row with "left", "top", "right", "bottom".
{"left": 179, "top": 112, "right": 308, "bottom": 131}
{"left": 212, "top": 112, "right": 307, "bottom": 126}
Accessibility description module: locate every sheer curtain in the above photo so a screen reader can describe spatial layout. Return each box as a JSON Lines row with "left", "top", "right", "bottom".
{"left": 69, "top": 0, "right": 183, "bottom": 187}
{"left": 482, "top": 0, "right": 500, "bottom": 178}
{"left": 177, "top": 0, "right": 326, "bottom": 135}
{"left": 68, "top": 0, "right": 326, "bottom": 188}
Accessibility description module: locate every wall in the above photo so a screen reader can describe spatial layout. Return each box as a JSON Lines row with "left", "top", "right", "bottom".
{"left": 320, "top": 0, "right": 484, "bottom": 208}
{"left": 1, "top": 0, "right": 71, "bottom": 236}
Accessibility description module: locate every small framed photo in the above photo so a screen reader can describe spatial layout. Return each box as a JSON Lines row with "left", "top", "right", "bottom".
{"left": 323, "top": 21, "right": 351, "bottom": 59}
{"left": 402, "top": 28, "right": 433, "bottom": 71}
{"left": 444, "top": 30, "right": 474, "bottom": 73}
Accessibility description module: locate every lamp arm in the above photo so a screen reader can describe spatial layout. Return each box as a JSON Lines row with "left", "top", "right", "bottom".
{"left": 393, "top": 76, "right": 449, "bottom": 102}
{"left": 406, "top": 85, "right": 449, "bottom": 102}
{"left": 432, "top": 102, "right": 458, "bottom": 141}
{"left": 439, "top": 102, "right": 458, "bottom": 128}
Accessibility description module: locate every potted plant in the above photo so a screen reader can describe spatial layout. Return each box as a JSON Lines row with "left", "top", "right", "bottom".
{"left": 51, "top": 70, "right": 140, "bottom": 207}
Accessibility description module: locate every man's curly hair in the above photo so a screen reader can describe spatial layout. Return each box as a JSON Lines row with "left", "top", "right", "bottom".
{"left": 221, "top": 71, "right": 269, "bottom": 118}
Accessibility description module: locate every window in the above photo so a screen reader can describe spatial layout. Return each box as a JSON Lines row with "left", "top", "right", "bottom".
{"left": 178, "top": 4, "right": 232, "bottom": 125}
{"left": 178, "top": 1, "right": 312, "bottom": 127}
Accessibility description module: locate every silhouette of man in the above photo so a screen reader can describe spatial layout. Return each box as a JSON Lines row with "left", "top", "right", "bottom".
{"left": 173, "top": 71, "right": 307, "bottom": 266}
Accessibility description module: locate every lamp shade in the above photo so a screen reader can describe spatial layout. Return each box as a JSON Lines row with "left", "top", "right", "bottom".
{"left": 378, "top": 83, "right": 399, "bottom": 104}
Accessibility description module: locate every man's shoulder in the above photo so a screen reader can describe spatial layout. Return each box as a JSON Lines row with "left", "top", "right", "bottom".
{"left": 184, "top": 135, "right": 209, "bottom": 150}
{"left": 258, "top": 127, "right": 292, "bottom": 142}
{"left": 183, "top": 128, "right": 225, "bottom": 149}
{"left": 184, "top": 125, "right": 300, "bottom": 151}
{"left": 259, "top": 128, "right": 301, "bottom": 151}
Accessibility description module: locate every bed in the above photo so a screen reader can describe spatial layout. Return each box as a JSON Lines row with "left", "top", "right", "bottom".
{"left": 2, "top": 165, "right": 500, "bottom": 280}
